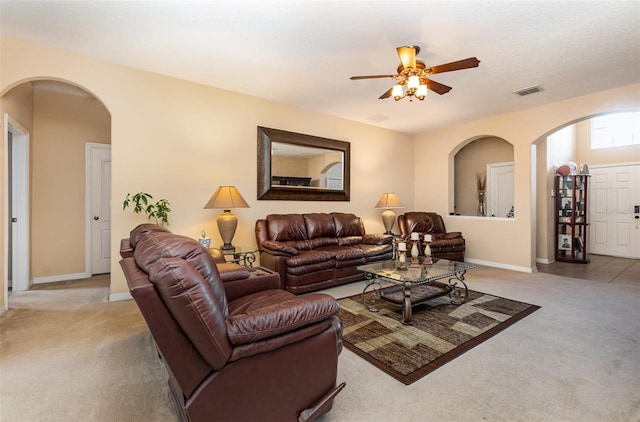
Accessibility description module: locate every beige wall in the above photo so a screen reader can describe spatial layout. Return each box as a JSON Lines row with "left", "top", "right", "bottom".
{"left": 415, "top": 84, "right": 640, "bottom": 271}
{"left": 31, "top": 88, "right": 110, "bottom": 279}
{"left": 1, "top": 35, "right": 639, "bottom": 307}
{"left": 0, "top": 36, "right": 414, "bottom": 302}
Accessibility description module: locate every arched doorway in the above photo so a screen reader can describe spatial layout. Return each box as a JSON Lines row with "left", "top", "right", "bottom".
{"left": 2, "top": 79, "right": 111, "bottom": 304}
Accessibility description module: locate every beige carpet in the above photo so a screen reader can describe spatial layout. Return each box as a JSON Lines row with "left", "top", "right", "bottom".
{"left": 0, "top": 275, "right": 175, "bottom": 421}
{"left": 1, "top": 267, "right": 639, "bottom": 422}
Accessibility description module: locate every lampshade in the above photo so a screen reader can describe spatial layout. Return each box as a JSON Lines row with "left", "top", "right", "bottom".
{"left": 204, "top": 186, "right": 250, "bottom": 210}
{"left": 375, "top": 193, "right": 404, "bottom": 209}
{"left": 204, "top": 186, "right": 249, "bottom": 252}
{"left": 408, "top": 75, "right": 420, "bottom": 90}
{"left": 375, "top": 193, "right": 404, "bottom": 235}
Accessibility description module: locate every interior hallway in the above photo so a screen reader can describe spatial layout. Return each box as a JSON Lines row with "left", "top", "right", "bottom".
{"left": 537, "top": 254, "right": 640, "bottom": 284}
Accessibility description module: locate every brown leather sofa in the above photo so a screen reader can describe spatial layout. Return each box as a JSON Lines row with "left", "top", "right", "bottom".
{"left": 120, "top": 224, "right": 345, "bottom": 422}
{"left": 398, "top": 212, "right": 465, "bottom": 261}
{"left": 256, "top": 213, "right": 393, "bottom": 294}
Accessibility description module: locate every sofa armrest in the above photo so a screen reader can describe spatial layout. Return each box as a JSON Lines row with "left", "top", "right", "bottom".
{"left": 217, "top": 263, "right": 250, "bottom": 282}
{"left": 444, "top": 232, "right": 463, "bottom": 239}
{"left": 261, "top": 240, "right": 299, "bottom": 256}
{"left": 361, "top": 233, "right": 393, "bottom": 245}
{"left": 226, "top": 292, "right": 340, "bottom": 345}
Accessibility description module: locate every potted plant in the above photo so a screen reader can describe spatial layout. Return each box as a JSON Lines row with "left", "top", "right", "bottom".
{"left": 123, "top": 192, "right": 171, "bottom": 226}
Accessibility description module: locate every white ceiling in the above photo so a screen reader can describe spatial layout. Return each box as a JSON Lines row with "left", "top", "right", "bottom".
{"left": 2, "top": 1, "right": 639, "bottom": 135}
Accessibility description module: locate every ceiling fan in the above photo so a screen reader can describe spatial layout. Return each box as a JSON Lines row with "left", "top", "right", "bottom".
{"left": 350, "top": 45, "right": 480, "bottom": 101}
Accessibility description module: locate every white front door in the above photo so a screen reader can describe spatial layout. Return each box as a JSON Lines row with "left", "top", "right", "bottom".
{"left": 87, "top": 143, "right": 111, "bottom": 274}
{"left": 589, "top": 164, "right": 640, "bottom": 258}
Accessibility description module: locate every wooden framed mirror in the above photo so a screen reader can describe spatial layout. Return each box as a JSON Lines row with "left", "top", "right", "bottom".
{"left": 257, "top": 126, "right": 350, "bottom": 201}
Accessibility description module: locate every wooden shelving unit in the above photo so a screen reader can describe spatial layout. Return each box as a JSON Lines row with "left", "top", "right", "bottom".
{"left": 555, "top": 174, "right": 590, "bottom": 263}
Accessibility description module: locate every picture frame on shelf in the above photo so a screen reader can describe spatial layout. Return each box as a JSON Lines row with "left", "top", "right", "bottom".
{"left": 558, "top": 235, "right": 572, "bottom": 250}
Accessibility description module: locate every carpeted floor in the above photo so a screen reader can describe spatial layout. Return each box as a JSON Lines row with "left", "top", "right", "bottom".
{"left": 1, "top": 265, "right": 638, "bottom": 421}
{"left": 338, "top": 289, "right": 540, "bottom": 384}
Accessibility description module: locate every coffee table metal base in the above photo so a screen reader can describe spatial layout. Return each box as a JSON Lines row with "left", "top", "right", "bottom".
{"left": 361, "top": 270, "right": 469, "bottom": 325}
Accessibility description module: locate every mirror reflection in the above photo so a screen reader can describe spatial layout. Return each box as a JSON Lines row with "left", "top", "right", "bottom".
{"left": 271, "top": 142, "right": 344, "bottom": 190}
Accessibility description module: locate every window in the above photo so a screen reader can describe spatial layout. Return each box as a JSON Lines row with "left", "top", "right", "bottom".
{"left": 591, "top": 111, "right": 640, "bottom": 149}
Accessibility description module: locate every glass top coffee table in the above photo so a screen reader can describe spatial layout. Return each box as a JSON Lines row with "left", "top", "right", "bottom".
{"left": 357, "top": 258, "right": 476, "bottom": 325}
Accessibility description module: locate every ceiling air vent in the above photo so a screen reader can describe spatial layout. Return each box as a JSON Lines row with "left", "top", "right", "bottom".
{"left": 513, "top": 85, "right": 543, "bottom": 96}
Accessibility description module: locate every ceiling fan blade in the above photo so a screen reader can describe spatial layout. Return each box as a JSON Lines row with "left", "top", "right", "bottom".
{"left": 378, "top": 87, "right": 393, "bottom": 99}
{"left": 397, "top": 46, "right": 417, "bottom": 70}
{"left": 350, "top": 74, "right": 396, "bottom": 80}
{"left": 428, "top": 57, "right": 480, "bottom": 75}
{"left": 424, "top": 78, "right": 452, "bottom": 95}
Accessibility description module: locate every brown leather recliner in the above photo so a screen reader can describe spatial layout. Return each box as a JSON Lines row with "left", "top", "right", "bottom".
{"left": 398, "top": 212, "right": 465, "bottom": 261}
{"left": 120, "top": 224, "right": 345, "bottom": 422}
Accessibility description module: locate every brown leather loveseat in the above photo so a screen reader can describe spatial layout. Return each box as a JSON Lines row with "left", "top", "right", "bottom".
{"left": 398, "top": 212, "right": 465, "bottom": 261}
{"left": 256, "top": 213, "right": 393, "bottom": 294}
{"left": 120, "top": 224, "right": 345, "bottom": 422}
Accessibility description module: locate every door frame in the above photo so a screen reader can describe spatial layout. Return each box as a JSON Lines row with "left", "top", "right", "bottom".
{"left": 85, "top": 142, "right": 112, "bottom": 275}
{"left": 3, "top": 113, "right": 30, "bottom": 301}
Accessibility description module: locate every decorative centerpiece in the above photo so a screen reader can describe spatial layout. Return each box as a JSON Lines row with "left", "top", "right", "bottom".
{"left": 410, "top": 232, "right": 420, "bottom": 263}
{"left": 476, "top": 171, "right": 487, "bottom": 217}
{"left": 397, "top": 241, "right": 407, "bottom": 270}
{"left": 423, "top": 234, "right": 433, "bottom": 265}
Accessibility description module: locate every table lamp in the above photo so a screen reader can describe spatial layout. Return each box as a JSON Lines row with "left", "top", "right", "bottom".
{"left": 374, "top": 192, "right": 404, "bottom": 234}
{"left": 204, "top": 186, "right": 250, "bottom": 252}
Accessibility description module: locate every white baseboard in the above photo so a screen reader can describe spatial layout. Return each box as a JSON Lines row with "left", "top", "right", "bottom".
{"left": 536, "top": 257, "right": 554, "bottom": 264}
{"left": 109, "top": 291, "right": 132, "bottom": 302}
{"left": 32, "top": 272, "right": 91, "bottom": 285}
{"left": 465, "top": 258, "right": 536, "bottom": 273}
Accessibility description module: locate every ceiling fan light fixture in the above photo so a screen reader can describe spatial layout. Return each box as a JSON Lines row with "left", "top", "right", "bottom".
{"left": 416, "top": 83, "right": 428, "bottom": 99}
{"left": 392, "top": 84, "right": 404, "bottom": 100}
{"left": 408, "top": 75, "right": 420, "bottom": 90}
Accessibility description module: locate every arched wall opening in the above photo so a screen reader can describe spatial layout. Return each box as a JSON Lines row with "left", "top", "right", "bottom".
{"left": 2, "top": 78, "right": 111, "bottom": 304}
{"left": 532, "top": 108, "right": 640, "bottom": 263}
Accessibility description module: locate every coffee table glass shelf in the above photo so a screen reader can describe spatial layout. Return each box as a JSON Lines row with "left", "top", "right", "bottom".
{"left": 357, "top": 258, "right": 476, "bottom": 325}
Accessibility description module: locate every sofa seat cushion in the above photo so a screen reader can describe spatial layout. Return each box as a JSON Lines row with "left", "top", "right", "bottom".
{"left": 286, "top": 250, "right": 335, "bottom": 269}
{"left": 358, "top": 243, "right": 394, "bottom": 258}
{"left": 226, "top": 290, "right": 340, "bottom": 345}
{"left": 315, "top": 245, "right": 366, "bottom": 268}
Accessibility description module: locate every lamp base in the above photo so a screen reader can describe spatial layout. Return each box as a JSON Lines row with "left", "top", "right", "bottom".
{"left": 381, "top": 209, "right": 396, "bottom": 235}
{"left": 220, "top": 243, "right": 235, "bottom": 252}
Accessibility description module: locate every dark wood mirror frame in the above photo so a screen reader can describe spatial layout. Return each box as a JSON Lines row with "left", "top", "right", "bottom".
{"left": 257, "top": 126, "right": 351, "bottom": 201}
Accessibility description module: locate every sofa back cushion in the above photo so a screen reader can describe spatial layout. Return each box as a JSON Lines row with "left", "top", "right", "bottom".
{"left": 148, "top": 257, "right": 232, "bottom": 370}
{"left": 303, "top": 213, "right": 337, "bottom": 239}
{"left": 133, "top": 231, "right": 229, "bottom": 317}
{"left": 332, "top": 213, "right": 365, "bottom": 237}
{"left": 267, "top": 214, "right": 308, "bottom": 241}
{"left": 404, "top": 212, "right": 447, "bottom": 234}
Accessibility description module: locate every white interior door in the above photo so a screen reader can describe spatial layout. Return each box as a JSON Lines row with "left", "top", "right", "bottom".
{"left": 4, "top": 114, "right": 30, "bottom": 292}
{"left": 487, "top": 162, "right": 514, "bottom": 218}
{"left": 589, "top": 164, "right": 640, "bottom": 258}
{"left": 87, "top": 143, "right": 111, "bottom": 274}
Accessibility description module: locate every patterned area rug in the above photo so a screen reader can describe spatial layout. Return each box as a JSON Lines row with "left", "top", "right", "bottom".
{"left": 338, "top": 289, "right": 540, "bottom": 384}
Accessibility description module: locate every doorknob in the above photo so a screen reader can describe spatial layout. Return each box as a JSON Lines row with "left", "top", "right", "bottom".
{"left": 93, "top": 216, "right": 100, "bottom": 221}
{"left": 11, "top": 218, "right": 17, "bottom": 222}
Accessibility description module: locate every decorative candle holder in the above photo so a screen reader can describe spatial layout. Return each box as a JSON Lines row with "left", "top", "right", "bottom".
{"left": 410, "top": 232, "right": 420, "bottom": 263}
{"left": 397, "top": 241, "right": 407, "bottom": 270}
{"left": 423, "top": 234, "right": 433, "bottom": 265}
